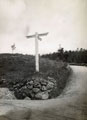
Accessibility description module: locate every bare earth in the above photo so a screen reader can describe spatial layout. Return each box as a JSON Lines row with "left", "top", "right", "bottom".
{"left": 0, "top": 66, "right": 87, "bottom": 120}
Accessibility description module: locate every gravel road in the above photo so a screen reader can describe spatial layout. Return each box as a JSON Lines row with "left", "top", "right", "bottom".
{"left": 0, "top": 66, "right": 87, "bottom": 120}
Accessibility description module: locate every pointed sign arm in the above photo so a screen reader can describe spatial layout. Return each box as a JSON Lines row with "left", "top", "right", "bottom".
{"left": 26, "top": 32, "right": 49, "bottom": 38}
{"left": 38, "top": 32, "right": 49, "bottom": 37}
{"left": 26, "top": 34, "right": 35, "bottom": 38}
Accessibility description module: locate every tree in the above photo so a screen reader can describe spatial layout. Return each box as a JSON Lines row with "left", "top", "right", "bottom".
{"left": 58, "top": 48, "right": 64, "bottom": 61}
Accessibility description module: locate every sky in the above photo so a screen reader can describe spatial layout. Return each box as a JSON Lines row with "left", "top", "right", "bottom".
{"left": 0, "top": 0, "right": 87, "bottom": 55}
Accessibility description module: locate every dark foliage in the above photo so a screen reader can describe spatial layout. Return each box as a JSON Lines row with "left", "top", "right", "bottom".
{"left": 42, "top": 48, "right": 87, "bottom": 64}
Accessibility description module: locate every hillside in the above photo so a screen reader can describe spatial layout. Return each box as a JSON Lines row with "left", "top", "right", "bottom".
{"left": 0, "top": 54, "right": 70, "bottom": 100}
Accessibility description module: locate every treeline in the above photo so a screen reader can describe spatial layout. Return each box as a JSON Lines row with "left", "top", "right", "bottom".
{"left": 42, "top": 48, "right": 87, "bottom": 63}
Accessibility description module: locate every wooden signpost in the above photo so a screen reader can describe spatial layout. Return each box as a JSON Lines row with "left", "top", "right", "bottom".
{"left": 11, "top": 43, "right": 16, "bottom": 54}
{"left": 26, "top": 32, "right": 48, "bottom": 72}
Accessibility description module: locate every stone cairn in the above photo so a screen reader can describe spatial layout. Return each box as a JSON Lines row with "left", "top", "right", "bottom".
{"left": 13, "top": 76, "right": 57, "bottom": 100}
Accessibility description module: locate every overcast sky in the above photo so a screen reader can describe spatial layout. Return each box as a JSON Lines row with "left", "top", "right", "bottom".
{"left": 0, "top": 0, "right": 87, "bottom": 55}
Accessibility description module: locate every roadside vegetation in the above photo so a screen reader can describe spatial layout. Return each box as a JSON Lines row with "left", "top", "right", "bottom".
{"left": 42, "top": 48, "right": 87, "bottom": 65}
{"left": 0, "top": 54, "right": 70, "bottom": 100}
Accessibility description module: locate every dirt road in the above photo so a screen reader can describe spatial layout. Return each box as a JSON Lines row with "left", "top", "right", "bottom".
{"left": 0, "top": 66, "right": 87, "bottom": 120}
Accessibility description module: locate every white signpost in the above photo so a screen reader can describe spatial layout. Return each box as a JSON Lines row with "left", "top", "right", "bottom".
{"left": 26, "top": 32, "right": 48, "bottom": 72}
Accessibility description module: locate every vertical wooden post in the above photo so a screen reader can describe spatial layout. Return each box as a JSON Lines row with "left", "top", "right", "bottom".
{"left": 35, "top": 32, "right": 39, "bottom": 72}
{"left": 11, "top": 44, "right": 16, "bottom": 54}
{"left": 12, "top": 49, "right": 13, "bottom": 54}
{"left": 26, "top": 32, "right": 48, "bottom": 72}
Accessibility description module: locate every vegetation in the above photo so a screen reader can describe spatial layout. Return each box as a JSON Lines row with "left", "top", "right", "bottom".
{"left": 42, "top": 48, "right": 87, "bottom": 65}
{"left": 0, "top": 53, "right": 70, "bottom": 99}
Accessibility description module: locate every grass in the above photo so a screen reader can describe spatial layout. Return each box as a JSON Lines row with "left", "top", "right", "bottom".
{"left": 0, "top": 53, "right": 71, "bottom": 99}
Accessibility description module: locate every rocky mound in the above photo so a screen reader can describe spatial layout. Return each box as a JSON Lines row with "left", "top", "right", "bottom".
{"left": 2, "top": 75, "right": 57, "bottom": 100}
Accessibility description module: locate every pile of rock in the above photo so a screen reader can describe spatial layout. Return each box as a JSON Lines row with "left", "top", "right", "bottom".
{"left": 0, "top": 88, "right": 16, "bottom": 99}
{"left": 13, "top": 76, "right": 57, "bottom": 100}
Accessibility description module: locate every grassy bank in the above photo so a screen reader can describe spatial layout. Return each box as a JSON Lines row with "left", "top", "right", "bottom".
{"left": 0, "top": 54, "right": 71, "bottom": 99}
